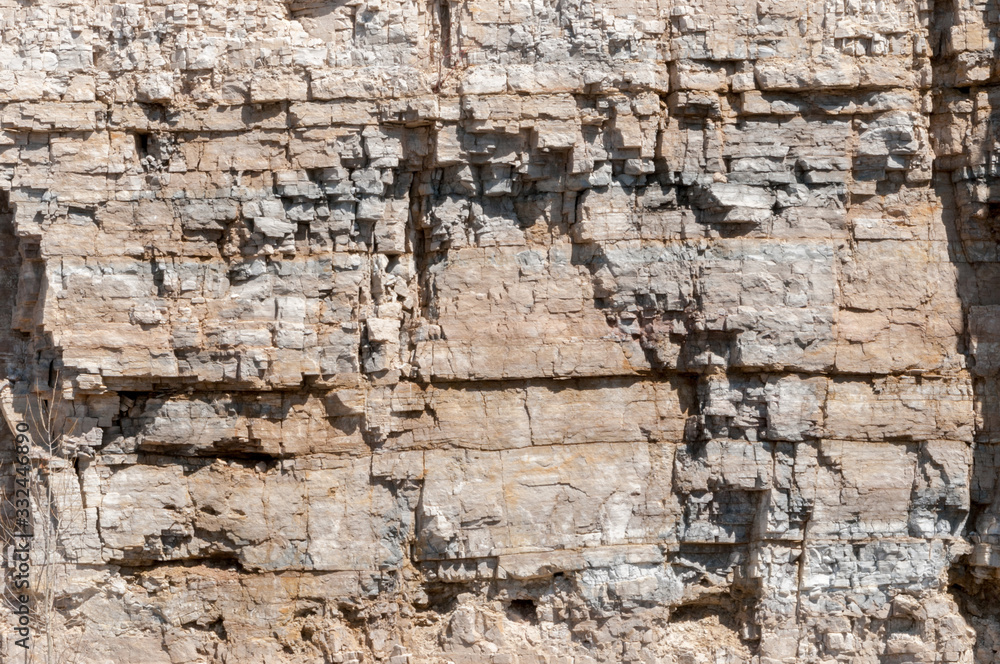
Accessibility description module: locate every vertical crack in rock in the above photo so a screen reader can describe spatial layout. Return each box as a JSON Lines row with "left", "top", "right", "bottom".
{"left": 0, "top": 195, "right": 24, "bottom": 381}
{"left": 929, "top": 0, "right": 1000, "bottom": 659}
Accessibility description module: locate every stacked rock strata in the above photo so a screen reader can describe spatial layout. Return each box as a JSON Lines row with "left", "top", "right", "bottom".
{"left": 0, "top": 0, "right": 998, "bottom": 662}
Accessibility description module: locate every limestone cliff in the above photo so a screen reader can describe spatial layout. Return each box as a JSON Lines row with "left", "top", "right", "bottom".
{"left": 0, "top": 0, "right": 998, "bottom": 662}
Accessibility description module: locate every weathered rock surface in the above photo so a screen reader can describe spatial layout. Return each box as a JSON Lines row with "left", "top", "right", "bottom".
{"left": 0, "top": 0, "right": 998, "bottom": 662}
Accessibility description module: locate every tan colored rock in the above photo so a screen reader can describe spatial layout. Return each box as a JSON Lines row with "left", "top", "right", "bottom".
{"left": 0, "top": 0, "right": 992, "bottom": 662}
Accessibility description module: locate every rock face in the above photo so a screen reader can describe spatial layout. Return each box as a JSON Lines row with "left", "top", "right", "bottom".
{"left": 1, "top": 0, "right": 1000, "bottom": 662}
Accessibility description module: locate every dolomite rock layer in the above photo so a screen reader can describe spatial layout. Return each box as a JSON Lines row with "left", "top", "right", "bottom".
{"left": 0, "top": 0, "right": 999, "bottom": 662}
